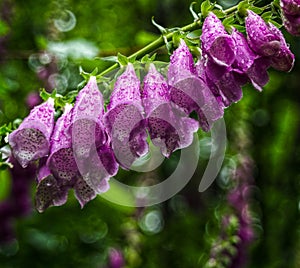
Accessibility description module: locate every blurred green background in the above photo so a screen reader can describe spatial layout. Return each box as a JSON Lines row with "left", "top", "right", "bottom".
{"left": 0, "top": 0, "right": 300, "bottom": 267}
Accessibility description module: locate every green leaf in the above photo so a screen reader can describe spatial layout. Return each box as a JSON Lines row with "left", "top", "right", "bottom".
{"left": 248, "top": 6, "right": 264, "bottom": 15}
{"left": 237, "top": 0, "right": 250, "bottom": 16}
{"left": 214, "top": 10, "right": 226, "bottom": 19}
{"left": 223, "top": 15, "right": 235, "bottom": 27}
{"left": 232, "top": 24, "right": 246, "bottom": 33}
{"left": 261, "top": 11, "right": 273, "bottom": 21}
{"left": 201, "top": 0, "right": 213, "bottom": 18}
{"left": 117, "top": 52, "right": 128, "bottom": 67}
{"left": 269, "top": 19, "right": 282, "bottom": 28}
{"left": 39, "top": 88, "right": 52, "bottom": 101}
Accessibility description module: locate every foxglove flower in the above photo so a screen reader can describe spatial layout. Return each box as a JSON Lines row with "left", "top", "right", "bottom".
{"left": 281, "top": 0, "right": 300, "bottom": 15}
{"left": 35, "top": 164, "right": 69, "bottom": 213}
{"left": 282, "top": 13, "right": 300, "bottom": 36}
{"left": 231, "top": 28, "right": 270, "bottom": 91}
{"left": 142, "top": 63, "right": 198, "bottom": 157}
{"left": 78, "top": 144, "right": 119, "bottom": 194}
{"left": 73, "top": 176, "right": 97, "bottom": 208}
{"left": 201, "top": 12, "right": 236, "bottom": 67}
{"left": 281, "top": 0, "right": 300, "bottom": 35}
{"left": 70, "top": 76, "right": 107, "bottom": 159}
{"left": 47, "top": 104, "right": 78, "bottom": 182}
{"left": 246, "top": 10, "right": 282, "bottom": 56}
{"left": 268, "top": 23, "right": 295, "bottom": 72}
{"left": 197, "top": 56, "right": 243, "bottom": 107}
{"left": 8, "top": 98, "right": 55, "bottom": 168}
{"left": 168, "top": 39, "right": 223, "bottom": 131}
{"left": 105, "top": 63, "right": 148, "bottom": 168}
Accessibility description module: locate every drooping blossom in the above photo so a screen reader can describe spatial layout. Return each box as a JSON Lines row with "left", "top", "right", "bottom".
{"left": 70, "top": 76, "right": 107, "bottom": 159}
{"left": 280, "top": 0, "right": 300, "bottom": 36}
{"left": 47, "top": 103, "right": 78, "bottom": 182}
{"left": 105, "top": 63, "right": 148, "bottom": 168}
{"left": 8, "top": 98, "right": 55, "bottom": 168}
{"left": 168, "top": 39, "right": 223, "bottom": 131}
{"left": 231, "top": 28, "right": 270, "bottom": 91}
{"left": 142, "top": 63, "right": 198, "bottom": 157}
{"left": 246, "top": 10, "right": 294, "bottom": 72}
{"left": 200, "top": 12, "right": 236, "bottom": 67}
{"left": 245, "top": 10, "right": 282, "bottom": 56}
{"left": 35, "top": 164, "right": 69, "bottom": 213}
{"left": 281, "top": 0, "right": 300, "bottom": 15}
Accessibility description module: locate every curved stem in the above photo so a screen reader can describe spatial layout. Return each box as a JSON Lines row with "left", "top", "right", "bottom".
{"left": 98, "top": 0, "right": 267, "bottom": 77}
{"left": 98, "top": 20, "right": 201, "bottom": 77}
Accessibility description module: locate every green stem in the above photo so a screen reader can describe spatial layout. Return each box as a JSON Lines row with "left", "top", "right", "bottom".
{"left": 98, "top": 20, "right": 201, "bottom": 77}
{"left": 98, "top": 0, "right": 265, "bottom": 77}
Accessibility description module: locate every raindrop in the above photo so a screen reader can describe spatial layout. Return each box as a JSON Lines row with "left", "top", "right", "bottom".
{"left": 54, "top": 10, "right": 76, "bottom": 32}
{"left": 139, "top": 210, "right": 164, "bottom": 235}
{"left": 28, "top": 54, "right": 43, "bottom": 72}
{"left": 39, "top": 52, "right": 52, "bottom": 65}
{"left": 48, "top": 73, "right": 68, "bottom": 94}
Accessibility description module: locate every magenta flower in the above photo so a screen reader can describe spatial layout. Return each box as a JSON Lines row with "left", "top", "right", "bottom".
{"left": 281, "top": 0, "right": 300, "bottom": 15}
{"left": 78, "top": 144, "right": 119, "bottom": 194}
{"left": 268, "top": 23, "right": 295, "bottom": 72}
{"left": 231, "top": 28, "right": 270, "bottom": 91}
{"left": 8, "top": 98, "right": 55, "bottom": 168}
{"left": 168, "top": 39, "right": 223, "bottom": 131}
{"left": 282, "top": 13, "right": 300, "bottom": 36}
{"left": 70, "top": 76, "right": 107, "bottom": 159}
{"left": 35, "top": 164, "right": 69, "bottom": 213}
{"left": 105, "top": 63, "right": 148, "bottom": 168}
{"left": 47, "top": 104, "right": 78, "bottom": 182}
{"left": 142, "top": 63, "right": 198, "bottom": 157}
{"left": 201, "top": 12, "right": 236, "bottom": 67}
{"left": 73, "top": 176, "right": 97, "bottom": 208}
{"left": 281, "top": 0, "right": 300, "bottom": 36}
{"left": 246, "top": 10, "right": 282, "bottom": 56}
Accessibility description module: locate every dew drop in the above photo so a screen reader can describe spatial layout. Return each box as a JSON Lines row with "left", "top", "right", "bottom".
{"left": 54, "top": 10, "right": 76, "bottom": 32}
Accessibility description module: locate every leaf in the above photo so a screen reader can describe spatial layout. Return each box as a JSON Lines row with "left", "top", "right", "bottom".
{"left": 237, "top": 0, "right": 250, "bottom": 16}
{"left": 261, "top": 11, "right": 273, "bottom": 21}
{"left": 223, "top": 15, "right": 235, "bottom": 27}
{"left": 39, "top": 88, "right": 52, "bottom": 101}
{"left": 269, "top": 19, "right": 282, "bottom": 28}
{"left": 201, "top": 0, "right": 213, "bottom": 18}
{"left": 248, "top": 6, "right": 264, "bottom": 15}
{"left": 117, "top": 52, "right": 128, "bottom": 67}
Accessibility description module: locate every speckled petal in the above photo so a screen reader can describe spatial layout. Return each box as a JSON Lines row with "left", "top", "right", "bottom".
{"left": 268, "top": 23, "right": 295, "bottom": 72}
{"left": 8, "top": 98, "right": 55, "bottom": 168}
{"left": 35, "top": 165, "right": 69, "bottom": 213}
{"left": 47, "top": 104, "right": 78, "bottom": 181}
{"left": 74, "top": 176, "right": 97, "bottom": 208}
{"left": 283, "top": 13, "right": 300, "bottom": 36}
{"left": 231, "top": 28, "right": 257, "bottom": 72}
{"left": 105, "top": 63, "right": 148, "bottom": 168}
{"left": 201, "top": 12, "right": 236, "bottom": 66}
{"left": 281, "top": 0, "right": 300, "bottom": 16}
{"left": 246, "top": 10, "right": 281, "bottom": 56}
{"left": 71, "top": 76, "right": 107, "bottom": 159}
{"left": 78, "top": 145, "right": 118, "bottom": 193}
{"left": 168, "top": 42, "right": 223, "bottom": 131}
{"left": 143, "top": 64, "right": 198, "bottom": 155}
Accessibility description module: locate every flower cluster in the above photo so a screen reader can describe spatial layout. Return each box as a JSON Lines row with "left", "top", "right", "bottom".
{"left": 7, "top": 10, "right": 295, "bottom": 211}
{"left": 281, "top": 0, "right": 300, "bottom": 36}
